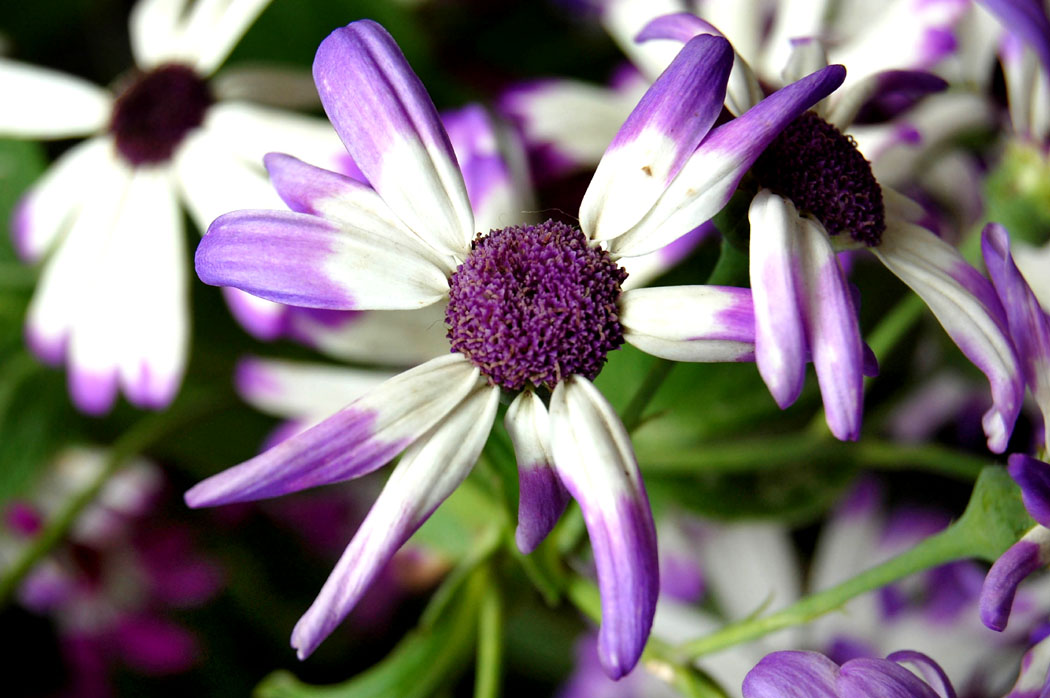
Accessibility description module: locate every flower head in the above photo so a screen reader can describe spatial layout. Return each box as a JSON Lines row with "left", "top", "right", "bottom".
{"left": 2, "top": 0, "right": 345, "bottom": 414}
{"left": 188, "top": 19, "right": 845, "bottom": 678}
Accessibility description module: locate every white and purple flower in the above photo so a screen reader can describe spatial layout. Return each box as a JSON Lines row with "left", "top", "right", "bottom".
{"left": 2, "top": 0, "right": 346, "bottom": 414}
{"left": 185, "top": 19, "right": 847, "bottom": 677}
{"left": 631, "top": 15, "right": 1023, "bottom": 447}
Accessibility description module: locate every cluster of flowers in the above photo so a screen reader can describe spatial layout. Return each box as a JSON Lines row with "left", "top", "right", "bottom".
{"left": 4, "top": 0, "right": 1050, "bottom": 695}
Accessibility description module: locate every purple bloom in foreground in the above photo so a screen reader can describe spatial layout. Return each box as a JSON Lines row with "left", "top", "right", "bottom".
{"left": 744, "top": 642, "right": 1050, "bottom": 698}
{"left": 188, "top": 19, "right": 844, "bottom": 678}
{"left": 639, "top": 15, "right": 1023, "bottom": 447}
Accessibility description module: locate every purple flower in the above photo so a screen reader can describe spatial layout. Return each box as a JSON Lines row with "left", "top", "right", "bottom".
{"left": 743, "top": 649, "right": 958, "bottom": 698}
{"left": 637, "top": 15, "right": 1022, "bottom": 447}
{"left": 187, "top": 19, "right": 845, "bottom": 678}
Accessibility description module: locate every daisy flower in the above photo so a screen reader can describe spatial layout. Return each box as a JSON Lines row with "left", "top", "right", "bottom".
{"left": 633, "top": 16, "right": 1022, "bottom": 447}
{"left": 186, "top": 20, "right": 845, "bottom": 677}
{"left": 2, "top": 0, "right": 345, "bottom": 414}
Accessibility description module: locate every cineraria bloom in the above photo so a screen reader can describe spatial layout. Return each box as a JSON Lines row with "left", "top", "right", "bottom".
{"left": 186, "top": 19, "right": 848, "bottom": 678}
{"left": 639, "top": 17, "right": 1023, "bottom": 446}
{"left": 504, "top": 0, "right": 967, "bottom": 178}
{"left": 1, "top": 0, "right": 346, "bottom": 414}
{"left": 742, "top": 643, "right": 1050, "bottom": 698}
{"left": 1, "top": 449, "right": 222, "bottom": 696}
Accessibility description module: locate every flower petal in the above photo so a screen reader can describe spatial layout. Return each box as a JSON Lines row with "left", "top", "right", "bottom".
{"left": 600, "top": 0, "right": 690, "bottom": 81}
{"left": 108, "top": 167, "right": 188, "bottom": 410}
{"left": 290, "top": 381, "right": 499, "bottom": 659}
{"left": 442, "top": 104, "right": 528, "bottom": 234}
{"left": 762, "top": 0, "right": 833, "bottom": 78}
{"left": 12, "top": 137, "right": 111, "bottom": 263}
{"left": 829, "top": 0, "right": 969, "bottom": 89}
{"left": 618, "top": 221, "right": 717, "bottom": 291}
{"left": 749, "top": 191, "right": 807, "bottom": 408}
{"left": 635, "top": 12, "right": 764, "bottom": 116}
{"left": 872, "top": 218, "right": 1023, "bottom": 453}
{"left": 979, "top": 0, "right": 1050, "bottom": 75}
{"left": 581, "top": 34, "right": 733, "bottom": 243}
{"left": 286, "top": 304, "right": 451, "bottom": 367}
{"left": 980, "top": 527, "right": 1050, "bottom": 631}
{"left": 182, "top": 0, "right": 273, "bottom": 76}
{"left": 222, "top": 287, "right": 287, "bottom": 340}
{"left": 550, "top": 376, "right": 658, "bottom": 679}
{"left": 742, "top": 651, "right": 840, "bottom": 698}
{"left": 263, "top": 152, "right": 451, "bottom": 271}
{"left": 505, "top": 391, "right": 569, "bottom": 554}
{"left": 313, "top": 20, "right": 473, "bottom": 257}
{"left": 173, "top": 128, "right": 285, "bottom": 233}
{"left": 837, "top": 656, "right": 945, "bottom": 698}
{"left": 620, "top": 285, "right": 755, "bottom": 362}
{"left": 129, "top": 0, "right": 188, "bottom": 69}
{"left": 184, "top": 354, "right": 481, "bottom": 506}
{"left": 236, "top": 357, "right": 397, "bottom": 421}
{"left": 1004, "top": 634, "right": 1050, "bottom": 698}
{"left": 797, "top": 216, "right": 864, "bottom": 442}
{"left": 983, "top": 224, "right": 1050, "bottom": 452}
{"left": 498, "top": 79, "right": 639, "bottom": 179}
{"left": 196, "top": 208, "right": 449, "bottom": 310}
{"left": 204, "top": 101, "right": 347, "bottom": 173}
{"left": 1009, "top": 454, "right": 1050, "bottom": 529}
{"left": 886, "top": 651, "right": 957, "bottom": 698}
{"left": 0, "top": 59, "right": 112, "bottom": 138}
{"left": 609, "top": 64, "right": 846, "bottom": 258}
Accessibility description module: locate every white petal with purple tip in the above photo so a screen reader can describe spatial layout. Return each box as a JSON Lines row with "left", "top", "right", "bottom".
{"left": 550, "top": 376, "right": 658, "bottom": 680}
{"left": 797, "top": 215, "right": 864, "bottom": 442}
{"left": 581, "top": 34, "right": 733, "bottom": 244}
{"left": 263, "top": 152, "right": 453, "bottom": 271}
{"left": 600, "top": 0, "right": 688, "bottom": 81}
{"left": 1005, "top": 634, "right": 1050, "bottom": 698}
{"left": 313, "top": 21, "right": 474, "bottom": 257}
{"left": 196, "top": 209, "right": 450, "bottom": 311}
{"left": 0, "top": 59, "right": 112, "bottom": 138}
{"left": 872, "top": 218, "right": 1023, "bottom": 453}
{"left": 185, "top": 354, "right": 482, "bottom": 507}
{"left": 762, "top": 0, "right": 832, "bottom": 79}
{"left": 505, "top": 391, "right": 568, "bottom": 554}
{"left": 25, "top": 143, "right": 127, "bottom": 373}
{"left": 749, "top": 191, "right": 807, "bottom": 408}
{"left": 236, "top": 357, "right": 397, "bottom": 421}
{"left": 12, "top": 137, "right": 110, "bottom": 263}
{"left": 620, "top": 285, "right": 756, "bottom": 362}
{"left": 609, "top": 64, "right": 847, "bottom": 257}
{"left": 290, "top": 381, "right": 499, "bottom": 659}
{"left": 109, "top": 167, "right": 188, "bottom": 410}
{"left": 983, "top": 224, "right": 1050, "bottom": 452}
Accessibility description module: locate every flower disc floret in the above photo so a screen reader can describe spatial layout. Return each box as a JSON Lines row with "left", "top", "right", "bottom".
{"left": 753, "top": 110, "right": 885, "bottom": 246}
{"left": 109, "top": 63, "right": 213, "bottom": 166}
{"left": 446, "top": 220, "right": 627, "bottom": 391}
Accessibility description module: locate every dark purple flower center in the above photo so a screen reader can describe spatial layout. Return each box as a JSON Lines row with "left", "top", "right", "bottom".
{"left": 109, "top": 64, "right": 213, "bottom": 166}
{"left": 445, "top": 220, "right": 627, "bottom": 391}
{"left": 752, "top": 110, "right": 885, "bottom": 246}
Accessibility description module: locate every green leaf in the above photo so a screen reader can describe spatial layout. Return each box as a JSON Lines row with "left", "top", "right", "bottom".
{"left": 255, "top": 568, "right": 488, "bottom": 698}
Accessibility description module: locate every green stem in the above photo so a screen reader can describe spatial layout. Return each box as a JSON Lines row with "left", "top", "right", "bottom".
{"left": 676, "top": 466, "right": 1029, "bottom": 659}
{"left": 621, "top": 359, "right": 674, "bottom": 432}
{"left": 474, "top": 580, "right": 503, "bottom": 698}
{"left": 676, "top": 524, "right": 970, "bottom": 659}
{"left": 0, "top": 393, "right": 225, "bottom": 605}
{"left": 639, "top": 434, "right": 986, "bottom": 481}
